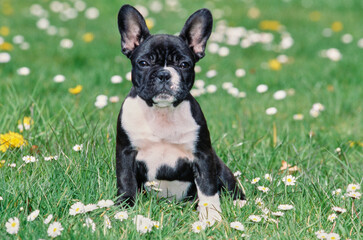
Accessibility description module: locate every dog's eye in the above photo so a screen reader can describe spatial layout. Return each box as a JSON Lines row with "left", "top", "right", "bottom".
{"left": 180, "top": 62, "right": 190, "bottom": 69}
{"left": 138, "top": 61, "right": 149, "bottom": 67}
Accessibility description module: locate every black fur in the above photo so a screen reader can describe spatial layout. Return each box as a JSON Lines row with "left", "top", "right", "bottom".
{"left": 115, "top": 5, "right": 245, "bottom": 206}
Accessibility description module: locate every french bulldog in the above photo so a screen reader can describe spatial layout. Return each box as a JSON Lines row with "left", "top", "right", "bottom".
{"left": 116, "top": 4, "right": 245, "bottom": 222}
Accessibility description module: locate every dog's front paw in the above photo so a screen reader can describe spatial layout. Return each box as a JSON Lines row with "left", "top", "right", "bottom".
{"left": 116, "top": 194, "right": 135, "bottom": 207}
{"left": 198, "top": 201, "right": 222, "bottom": 223}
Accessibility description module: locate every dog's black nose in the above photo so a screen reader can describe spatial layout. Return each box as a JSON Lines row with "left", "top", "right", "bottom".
{"left": 156, "top": 70, "right": 171, "bottom": 82}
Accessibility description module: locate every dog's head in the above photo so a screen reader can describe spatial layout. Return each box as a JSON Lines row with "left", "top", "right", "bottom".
{"left": 117, "top": 5, "right": 212, "bottom": 107}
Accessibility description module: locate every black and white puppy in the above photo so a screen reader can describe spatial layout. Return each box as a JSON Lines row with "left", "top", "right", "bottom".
{"left": 116, "top": 5, "right": 245, "bottom": 222}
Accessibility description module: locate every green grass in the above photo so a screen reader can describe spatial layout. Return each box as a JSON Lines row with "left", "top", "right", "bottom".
{"left": 0, "top": 0, "right": 362, "bottom": 239}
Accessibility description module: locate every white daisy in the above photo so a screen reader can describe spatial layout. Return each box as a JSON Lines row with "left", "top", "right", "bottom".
{"left": 248, "top": 215, "right": 262, "bottom": 222}
{"left": 44, "top": 156, "right": 58, "bottom": 161}
{"left": 233, "top": 199, "right": 247, "bottom": 208}
{"left": 104, "top": 215, "right": 112, "bottom": 229}
{"left": 109, "top": 96, "right": 120, "bottom": 103}
{"left": 255, "top": 198, "right": 264, "bottom": 207}
{"left": 134, "top": 215, "right": 153, "bottom": 234}
{"left": 234, "top": 171, "right": 242, "bottom": 177}
{"left": 264, "top": 173, "right": 273, "bottom": 182}
{"left": 277, "top": 204, "right": 294, "bottom": 211}
{"left": 222, "top": 82, "right": 233, "bottom": 90}
{"left": 194, "top": 79, "right": 205, "bottom": 89}
{"left": 85, "top": 7, "right": 99, "bottom": 20}
{"left": 6, "top": 217, "right": 20, "bottom": 235}
{"left": 9, "top": 163, "right": 16, "bottom": 168}
{"left": 316, "top": 232, "right": 329, "bottom": 239}
{"left": 332, "top": 207, "right": 346, "bottom": 214}
{"left": 152, "top": 221, "right": 162, "bottom": 229}
{"left": 72, "top": 144, "right": 83, "bottom": 152}
{"left": 110, "top": 75, "right": 123, "bottom": 84}
{"left": 191, "top": 221, "right": 206, "bottom": 233}
{"left": 97, "top": 199, "right": 114, "bottom": 208}
{"left": 347, "top": 184, "right": 360, "bottom": 192}
{"left": 235, "top": 68, "right": 246, "bottom": 78}
{"left": 206, "top": 69, "right": 217, "bottom": 78}
{"left": 47, "top": 221, "right": 63, "bottom": 238}
{"left": 126, "top": 71, "right": 132, "bottom": 81}
{"left": 206, "top": 84, "right": 217, "bottom": 93}
{"left": 256, "top": 84, "right": 268, "bottom": 93}
{"left": 145, "top": 181, "right": 159, "bottom": 187}
{"left": 69, "top": 202, "right": 85, "bottom": 215}
{"left": 44, "top": 214, "right": 53, "bottom": 224}
{"left": 332, "top": 188, "right": 342, "bottom": 196}
{"left": 257, "top": 186, "right": 270, "bottom": 193}
{"left": 0, "top": 52, "right": 11, "bottom": 63}
{"left": 27, "top": 209, "right": 40, "bottom": 221}
{"left": 17, "top": 67, "right": 30, "bottom": 76}
{"left": 60, "top": 38, "right": 73, "bottom": 49}
{"left": 265, "top": 107, "right": 277, "bottom": 115}
{"left": 282, "top": 175, "right": 296, "bottom": 186}
{"left": 22, "top": 155, "right": 38, "bottom": 163}
{"left": 326, "top": 233, "right": 340, "bottom": 240}
{"left": 273, "top": 90, "right": 287, "bottom": 100}
{"left": 251, "top": 177, "right": 260, "bottom": 184}
{"left": 114, "top": 211, "right": 128, "bottom": 221}
{"left": 346, "top": 191, "right": 361, "bottom": 199}
{"left": 230, "top": 221, "right": 244, "bottom": 231}
{"left": 271, "top": 211, "right": 284, "bottom": 217}
{"left": 84, "top": 204, "right": 98, "bottom": 213}
{"left": 53, "top": 74, "right": 65, "bottom": 83}
{"left": 327, "top": 213, "right": 337, "bottom": 222}
{"left": 83, "top": 217, "right": 96, "bottom": 232}
{"left": 0, "top": 196, "right": 3, "bottom": 200}
{"left": 203, "top": 219, "right": 215, "bottom": 227}
{"left": 293, "top": 114, "right": 304, "bottom": 120}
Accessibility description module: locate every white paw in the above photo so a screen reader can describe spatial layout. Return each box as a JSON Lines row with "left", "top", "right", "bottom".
{"left": 198, "top": 201, "right": 222, "bottom": 222}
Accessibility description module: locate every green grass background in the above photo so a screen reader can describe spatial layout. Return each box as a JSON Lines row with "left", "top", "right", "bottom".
{"left": 0, "top": 0, "right": 362, "bottom": 239}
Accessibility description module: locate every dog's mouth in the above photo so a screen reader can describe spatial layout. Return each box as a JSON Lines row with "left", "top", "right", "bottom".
{"left": 152, "top": 92, "right": 176, "bottom": 107}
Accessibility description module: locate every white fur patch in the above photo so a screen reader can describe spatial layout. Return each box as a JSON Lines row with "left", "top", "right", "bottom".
{"left": 122, "top": 96, "right": 199, "bottom": 181}
{"left": 197, "top": 186, "right": 222, "bottom": 222}
{"left": 164, "top": 67, "right": 180, "bottom": 92}
{"left": 152, "top": 180, "right": 192, "bottom": 200}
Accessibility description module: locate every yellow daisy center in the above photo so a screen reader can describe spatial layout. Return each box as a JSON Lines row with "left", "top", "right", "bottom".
{"left": 53, "top": 228, "right": 57, "bottom": 232}
{"left": 11, "top": 222, "right": 16, "bottom": 227}
{"left": 287, "top": 178, "right": 292, "bottom": 182}
{"left": 76, "top": 208, "right": 80, "bottom": 212}
{"left": 196, "top": 226, "right": 201, "bottom": 230}
{"left": 203, "top": 203, "right": 208, "bottom": 206}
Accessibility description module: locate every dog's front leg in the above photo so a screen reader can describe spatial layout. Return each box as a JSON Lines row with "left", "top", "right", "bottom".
{"left": 116, "top": 143, "right": 138, "bottom": 206}
{"left": 193, "top": 151, "right": 222, "bottom": 222}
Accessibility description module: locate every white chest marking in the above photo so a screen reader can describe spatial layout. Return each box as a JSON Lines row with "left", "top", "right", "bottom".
{"left": 121, "top": 96, "right": 199, "bottom": 179}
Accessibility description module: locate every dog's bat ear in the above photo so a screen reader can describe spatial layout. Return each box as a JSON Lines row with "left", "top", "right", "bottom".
{"left": 179, "top": 9, "right": 213, "bottom": 61}
{"left": 117, "top": 5, "right": 150, "bottom": 58}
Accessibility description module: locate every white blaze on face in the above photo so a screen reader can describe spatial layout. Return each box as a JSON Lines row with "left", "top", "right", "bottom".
{"left": 152, "top": 67, "right": 181, "bottom": 107}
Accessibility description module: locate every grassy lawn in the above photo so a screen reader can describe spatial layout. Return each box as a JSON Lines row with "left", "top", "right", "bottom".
{"left": 0, "top": 0, "right": 362, "bottom": 239}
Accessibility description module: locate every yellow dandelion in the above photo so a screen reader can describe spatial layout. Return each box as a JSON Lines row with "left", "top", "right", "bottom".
{"left": 0, "top": 160, "right": 5, "bottom": 168}
{"left": 268, "top": 59, "right": 282, "bottom": 71}
{"left": 82, "top": 32, "right": 94, "bottom": 43}
{"left": 0, "top": 26, "right": 10, "bottom": 36}
{"left": 331, "top": 21, "right": 343, "bottom": 32}
{"left": 309, "top": 11, "right": 321, "bottom": 22}
{"left": 0, "top": 131, "right": 27, "bottom": 152}
{"left": 259, "top": 20, "right": 281, "bottom": 31}
{"left": 0, "top": 42, "right": 13, "bottom": 51}
{"left": 145, "top": 18, "right": 155, "bottom": 30}
{"left": 68, "top": 85, "right": 83, "bottom": 95}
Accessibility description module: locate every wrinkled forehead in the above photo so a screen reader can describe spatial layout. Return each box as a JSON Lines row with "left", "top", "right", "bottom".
{"left": 132, "top": 35, "right": 194, "bottom": 61}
